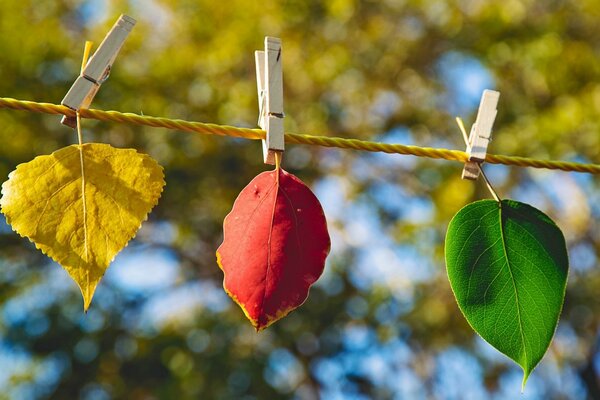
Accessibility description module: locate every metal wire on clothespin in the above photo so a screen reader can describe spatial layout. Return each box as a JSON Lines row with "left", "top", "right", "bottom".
{"left": 61, "top": 14, "right": 136, "bottom": 128}
{"left": 255, "top": 37, "right": 284, "bottom": 165}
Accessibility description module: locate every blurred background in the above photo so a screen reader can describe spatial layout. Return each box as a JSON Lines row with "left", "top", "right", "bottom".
{"left": 0, "top": 0, "right": 599, "bottom": 399}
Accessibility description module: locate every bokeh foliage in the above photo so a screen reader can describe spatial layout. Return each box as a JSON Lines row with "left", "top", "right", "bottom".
{"left": 0, "top": 0, "right": 599, "bottom": 399}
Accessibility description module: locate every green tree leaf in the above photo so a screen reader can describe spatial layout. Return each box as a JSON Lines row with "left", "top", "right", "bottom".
{"left": 0, "top": 143, "right": 165, "bottom": 310}
{"left": 445, "top": 199, "right": 568, "bottom": 389}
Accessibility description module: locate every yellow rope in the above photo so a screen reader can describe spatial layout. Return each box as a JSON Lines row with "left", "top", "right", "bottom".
{"left": 1, "top": 97, "right": 599, "bottom": 174}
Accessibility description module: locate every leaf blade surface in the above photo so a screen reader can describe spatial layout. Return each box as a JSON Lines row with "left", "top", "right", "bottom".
{"left": 445, "top": 199, "right": 568, "bottom": 387}
{"left": 217, "top": 169, "right": 330, "bottom": 330}
{"left": 1, "top": 143, "right": 165, "bottom": 309}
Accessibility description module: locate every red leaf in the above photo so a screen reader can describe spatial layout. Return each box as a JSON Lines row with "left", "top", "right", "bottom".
{"left": 216, "top": 168, "right": 331, "bottom": 331}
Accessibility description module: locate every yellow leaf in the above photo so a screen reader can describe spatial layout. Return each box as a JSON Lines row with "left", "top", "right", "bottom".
{"left": 0, "top": 143, "right": 165, "bottom": 310}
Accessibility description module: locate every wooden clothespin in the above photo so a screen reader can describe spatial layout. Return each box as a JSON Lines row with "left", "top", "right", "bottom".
{"left": 462, "top": 89, "right": 500, "bottom": 180}
{"left": 61, "top": 14, "right": 136, "bottom": 128}
{"left": 255, "top": 37, "right": 284, "bottom": 165}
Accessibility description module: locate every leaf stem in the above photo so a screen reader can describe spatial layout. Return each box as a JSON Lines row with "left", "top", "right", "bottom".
{"left": 478, "top": 167, "right": 501, "bottom": 203}
{"left": 456, "top": 117, "right": 470, "bottom": 145}
{"left": 76, "top": 41, "right": 93, "bottom": 146}
{"left": 455, "top": 117, "right": 501, "bottom": 203}
{"left": 76, "top": 112, "right": 84, "bottom": 146}
{"left": 275, "top": 151, "right": 282, "bottom": 184}
{"left": 81, "top": 41, "right": 93, "bottom": 72}
{"left": 275, "top": 151, "right": 281, "bottom": 171}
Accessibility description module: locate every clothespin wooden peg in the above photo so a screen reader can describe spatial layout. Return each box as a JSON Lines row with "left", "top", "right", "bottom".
{"left": 61, "top": 14, "right": 136, "bottom": 128}
{"left": 255, "top": 37, "right": 284, "bottom": 165}
{"left": 462, "top": 89, "right": 500, "bottom": 180}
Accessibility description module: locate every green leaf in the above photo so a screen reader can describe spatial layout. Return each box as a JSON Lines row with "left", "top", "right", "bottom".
{"left": 445, "top": 199, "right": 568, "bottom": 389}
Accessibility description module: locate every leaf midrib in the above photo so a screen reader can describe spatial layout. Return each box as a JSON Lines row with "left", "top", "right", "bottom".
{"left": 78, "top": 145, "right": 90, "bottom": 303}
{"left": 260, "top": 172, "right": 280, "bottom": 323}
{"left": 498, "top": 204, "right": 528, "bottom": 369}
{"left": 227, "top": 177, "right": 278, "bottom": 283}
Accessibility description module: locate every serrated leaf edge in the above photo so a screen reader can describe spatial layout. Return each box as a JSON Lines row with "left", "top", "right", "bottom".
{"left": 0, "top": 143, "right": 166, "bottom": 311}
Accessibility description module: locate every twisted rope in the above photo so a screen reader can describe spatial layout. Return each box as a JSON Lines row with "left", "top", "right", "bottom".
{"left": 1, "top": 97, "right": 599, "bottom": 174}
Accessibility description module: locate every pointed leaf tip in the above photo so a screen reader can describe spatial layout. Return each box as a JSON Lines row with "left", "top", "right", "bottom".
{"left": 445, "top": 199, "right": 568, "bottom": 388}
{"left": 1, "top": 143, "right": 165, "bottom": 310}
{"left": 217, "top": 168, "right": 330, "bottom": 330}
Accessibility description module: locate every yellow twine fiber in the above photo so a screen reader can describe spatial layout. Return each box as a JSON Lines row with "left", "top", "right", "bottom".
{"left": 1, "top": 97, "right": 599, "bottom": 174}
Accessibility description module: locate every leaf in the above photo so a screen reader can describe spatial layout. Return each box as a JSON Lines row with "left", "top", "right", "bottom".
{"left": 445, "top": 199, "right": 568, "bottom": 389}
{"left": 216, "top": 168, "right": 330, "bottom": 331}
{"left": 1, "top": 143, "right": 165, "bottom": 310}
